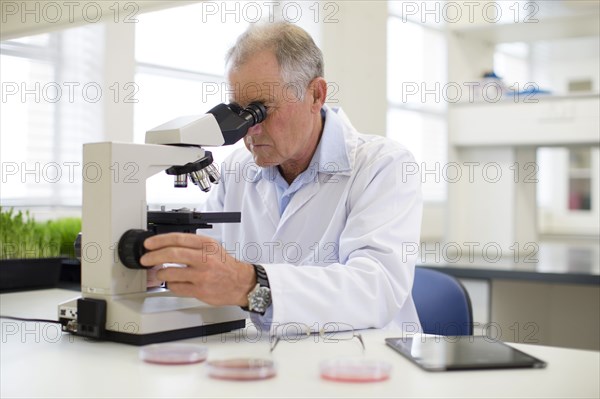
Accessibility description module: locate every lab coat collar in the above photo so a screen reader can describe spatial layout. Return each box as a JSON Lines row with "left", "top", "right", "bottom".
{"left": 249, "top": 105, "right": 356, "bottom": 183}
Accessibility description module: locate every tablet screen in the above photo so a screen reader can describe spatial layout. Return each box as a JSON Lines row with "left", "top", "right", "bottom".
{"left": 385, "top": 336, "right": 547, "bottom": 371}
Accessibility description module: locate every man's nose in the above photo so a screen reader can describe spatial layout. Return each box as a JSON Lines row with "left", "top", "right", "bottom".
{"left": 246, "top": 123, "right": 262, "bottom": 136}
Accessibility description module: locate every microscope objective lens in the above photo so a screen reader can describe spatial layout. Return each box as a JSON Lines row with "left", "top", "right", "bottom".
{"left": 174, "top": 174, "right": 188, "bottom": 188}
{"left": 189, "top": 169, "right": 211, "bottom": 192}
{"left": 207, "top": 164, "right": 221, "bottom": 183}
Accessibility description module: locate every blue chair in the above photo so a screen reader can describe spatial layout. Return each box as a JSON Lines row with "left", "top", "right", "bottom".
{"left": 412, "top": 267, "right": 473, "bottom": 335}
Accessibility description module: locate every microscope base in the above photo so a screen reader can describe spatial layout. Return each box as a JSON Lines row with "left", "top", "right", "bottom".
{"left": 103, "top": 319, "right": 245, "bottom": 346}
{"left": 58, "top": 293, "right": 247, "bottom": 346}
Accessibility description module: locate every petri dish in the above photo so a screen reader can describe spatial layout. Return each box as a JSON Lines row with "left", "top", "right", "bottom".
{"left": 139, "top": 343, "right": 208, "bottom": 365}
{"left": 319, "top": 358, "right": 392, "bottom": 383}
{"left": 207, "top": 358, "right": 277, "bottom": 381}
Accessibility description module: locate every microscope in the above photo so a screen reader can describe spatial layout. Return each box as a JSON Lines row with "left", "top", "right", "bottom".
{"left": 58, "top": 102, "right": 266, "bottom": 345}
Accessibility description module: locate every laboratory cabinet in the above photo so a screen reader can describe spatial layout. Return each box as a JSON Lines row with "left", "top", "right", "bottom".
{"left": 445, "top": 5, "right": 600, "bottom": 251}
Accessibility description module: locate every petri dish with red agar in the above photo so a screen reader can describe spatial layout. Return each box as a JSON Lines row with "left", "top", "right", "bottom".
{"left": 319, "top": 358, "right": 392, "bottom": 383}
{"left": 207, "top": 358, "right": 277, "bottom": 381}
{"left": 139, "top": 343, "right": 208, "bottom": 365}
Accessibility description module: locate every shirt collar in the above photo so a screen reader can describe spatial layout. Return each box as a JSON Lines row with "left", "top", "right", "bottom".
{"left": 249, "top": 105, "right": 355, "bottom": 183}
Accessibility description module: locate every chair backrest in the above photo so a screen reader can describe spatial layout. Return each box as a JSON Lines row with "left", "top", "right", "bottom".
{"left": 412, "top": 267, "right": 473, "bottom": 335}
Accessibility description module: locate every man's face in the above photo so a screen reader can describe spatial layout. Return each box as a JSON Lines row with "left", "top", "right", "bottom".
{"left": 226, "top": 50, "right": 321, "bottom": 170}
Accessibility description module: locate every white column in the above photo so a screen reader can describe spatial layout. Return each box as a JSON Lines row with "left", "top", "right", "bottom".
{"left": 320, "top": 1, "right": 388, "bottom": 136}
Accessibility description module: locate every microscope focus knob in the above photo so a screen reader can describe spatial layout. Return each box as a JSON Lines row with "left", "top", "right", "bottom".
{"left": 118, "top": 229, "right": 154, "bottom": 269}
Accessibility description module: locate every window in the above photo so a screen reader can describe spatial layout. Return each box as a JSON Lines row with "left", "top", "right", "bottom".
{"left": 1, "top": 25, "right": 104, "bottom": 208}
{"left": 1, "top": 2, "right": 277, "bottom": 210}
{"left": 494, "top": 42, "right": 531, "bottom": 87}
{"left": 134, "top": 3, "right": 253, "bottom": 208}
{"left": 387, "top": 5, "right": 448, "bottom": 203}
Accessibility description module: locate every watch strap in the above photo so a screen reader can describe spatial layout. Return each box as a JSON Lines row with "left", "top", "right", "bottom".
{"left": 253, "top": 264, "right": 269, "bottom": 288}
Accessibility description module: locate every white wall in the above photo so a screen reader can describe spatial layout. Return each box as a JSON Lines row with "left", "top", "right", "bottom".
{"left": 532, "top": 36, "right": 600, "bottom": 94}
{"left": 288, "top": 0, "right": 388, "bottom": 136}
{"left": 320, "top": 1, "right": 388, "bottom": 136}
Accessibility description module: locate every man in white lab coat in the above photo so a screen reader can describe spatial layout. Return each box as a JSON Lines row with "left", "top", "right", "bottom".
{"left": 140, "top": 22, "right": 423, "bottom": 333}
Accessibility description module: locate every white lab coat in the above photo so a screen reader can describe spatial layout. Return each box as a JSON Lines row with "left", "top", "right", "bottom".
{"left": 201, "top": 106, "right": 422, "bottom": 332}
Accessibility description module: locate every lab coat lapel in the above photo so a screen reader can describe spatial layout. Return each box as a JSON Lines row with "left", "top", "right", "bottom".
{"left": 275, "top": 178, "right": 320, "bottom": 237}
{"left": 254, "top": 177, "right": 280, "bottom": 230}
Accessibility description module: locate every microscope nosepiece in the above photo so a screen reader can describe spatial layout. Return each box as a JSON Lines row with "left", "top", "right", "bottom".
{"left": 166, "top": 151, "right": 218, "bottom": 192}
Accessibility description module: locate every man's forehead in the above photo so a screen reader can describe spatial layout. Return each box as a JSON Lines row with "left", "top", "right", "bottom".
{"left": 226, "top": 52, "right": 283, "bottom": 104}
{"left": 226, "top": 80, "right": 279, "bottom": 105}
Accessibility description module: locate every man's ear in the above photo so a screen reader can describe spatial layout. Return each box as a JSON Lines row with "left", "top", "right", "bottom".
{"left": 309, "top": 77, "right": 328, "bottom": 112}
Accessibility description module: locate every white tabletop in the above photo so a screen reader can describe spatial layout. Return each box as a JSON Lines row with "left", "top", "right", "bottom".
{"left": 1, "top": 289, "right": 599, "bottom": 398}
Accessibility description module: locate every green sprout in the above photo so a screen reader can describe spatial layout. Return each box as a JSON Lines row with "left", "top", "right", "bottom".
{"left": 0, "top": 207, "right": 81, "bottom": 260}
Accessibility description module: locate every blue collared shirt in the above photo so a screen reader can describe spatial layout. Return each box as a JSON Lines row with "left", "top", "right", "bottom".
{"left": 253, "top": 108, "right": 351, "bottom": 216}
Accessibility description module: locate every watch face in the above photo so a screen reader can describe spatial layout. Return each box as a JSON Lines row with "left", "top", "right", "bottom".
{"left": 249, "top": 286, "right": 271, "bottom": 313}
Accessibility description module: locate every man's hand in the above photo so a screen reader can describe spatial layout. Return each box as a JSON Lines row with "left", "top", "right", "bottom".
{"left": 146, "top": 264, "right": 164, "bottom": 288}
{"left": 140, "top": 233, "right": 256, "bottom": 307}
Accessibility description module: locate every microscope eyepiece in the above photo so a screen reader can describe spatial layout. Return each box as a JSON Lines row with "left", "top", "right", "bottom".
{"left": 240, "top": 102, "right": 267, "bottom": 125}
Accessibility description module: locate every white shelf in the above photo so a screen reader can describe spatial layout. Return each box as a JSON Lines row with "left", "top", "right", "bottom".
{"left": 449, "top": 95, "right": 600, "bottom": 147}
{"left": 450, "top": 92, "right": 600, "bottom": 106}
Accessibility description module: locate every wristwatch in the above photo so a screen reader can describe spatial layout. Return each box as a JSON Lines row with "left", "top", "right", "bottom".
{"left": 243, "top": 264, "right": 271, "bottom": 315}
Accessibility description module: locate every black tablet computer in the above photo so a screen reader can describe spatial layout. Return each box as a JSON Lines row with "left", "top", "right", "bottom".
{"left": 385, "top": 336, "right": 547, "bottom": 371}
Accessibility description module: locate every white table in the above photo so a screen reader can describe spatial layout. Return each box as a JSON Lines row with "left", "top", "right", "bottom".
{"left": 1, "top": 289, "right": 599, "bottom": 398}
